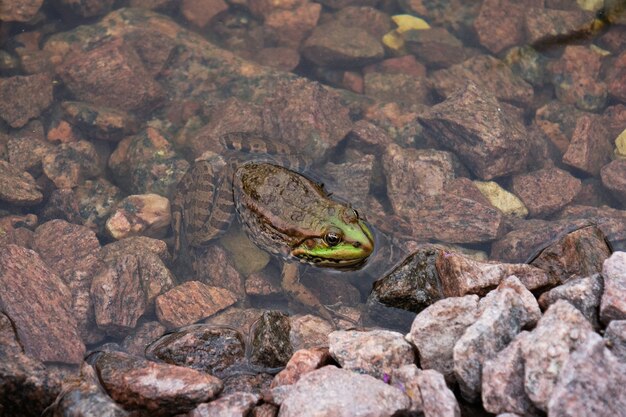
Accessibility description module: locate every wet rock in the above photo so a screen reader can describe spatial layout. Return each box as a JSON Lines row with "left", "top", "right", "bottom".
{"left": 548, "top": 332, "right": 626, "bottom": 417}
{"left": 601, "top": 159, "right": 626, "bottom": 204}
{"left": 604, "top": 320, "right": 626, "bottom": 362}
{"left": 473, "top": 181, "right": 527, "bottom": 218}
{"left": 155, "top": 282, "right": 237, "bottom": 329}
{"left": 91, "top": 251, "right": 175, "bottom": 336}
{"left": 190, "top": 245, "right": 246, "bottom": 298}
{"left": 482, "top": 331, "right": 539, "bottom": 416}
{"left": 95, "top": 350, "right": 223, "bottom": 414}
{"left": 274, "top": 365, "right": 409, "bottom": 417}
{"left": 0, "top": 160, "right": 43, "bottom": 206}
{"left": 51, "top": 363, "right": 129, "bottom": 417}
{"left": 251, "top": 403, "right": 278, "bottom": 417}
{"left": 530, "top": 225, "right": 611, "bottom": 285}
{"left": 403, "top": 27, "right": 466, "bottom": 69}
{"left": 453, "top": 276, "right": 540, "bottom": 401}
{"left": 301, "top": 21, "right": 384, "bottom": 68}
{"left": 42, "top": 140, "right": 101, "bottom": 188}
{"left": 101, "top": 235, "right": 171, "bottom": 264}
{"left": 0, "top": 0, "right": 43, "bottom": 22}
{"left": 56, "top": 38, "right": 164, "bottom": 114}
{"left": 511, "top": 167, "right": 581, "bottom": 217}
{"left": 60, "top": 101, "right": 139, "bottom": 142}
{"left": 53, "top": 0, "right": 115, "bottom": 18}
{"left": 429, "top": 55, "right": 534, "bottom": 107}
{"left": 525, "top": 8, "right": 594, "bottom": 45}
{"left": 0, "top": 244, "right": 85, "bottom": 364}
{"left": 406, "top": 295, "right": 480, "bottom": 382}
{"left": 106, "top": 193, "right": 171, "bottom": 240}
{"left": 539, "top": 274, "right": 603, "bottom": 329}
{"left": 145, "top": 324, "right": 246, "bottom": 379}
{"left": 334, "top": 6, "right": 391, "bottom": 39}
{"left": 262, "top": 2, "right": 321, "bottom": 48}
{"left": 301, "top": 273, "right": 361, "bottom": 308}
{"left": 0, "top": 214, "right": 36, "bottom": 248}
{"left": 0, "top": 73, "right": 53, "bottom": 128}
{"left": 557, "top": 206, "right": 626, "bottom": 251}
{"left": 254, "top": 47, "right": 300, "bottom": 72}
{"left": 222, "top": 372, "right": 273, "bottom": 396}
{"left": 220, "top": 226, "right": 271, "bottom": 277}
{"left": 419, "top": 82, "right": 529, "bottom": 180}
{"left": 271, "top": 347, "right": 331, "bottom": 388}
{"left": 250, "top": 311, "right": 293, "bottom": 369}
{"left": 109, "top": 127, "right": 189, "bottom": 197}
{"left": 504, "top": 46, "right": 548, "bottom": 87}
{"left": 180, "top": 0, "right": 228, "bottom": 29}
{"left": 473, "top": 0, "right": 529, "bottom": 54}
{"left": 6, "top": 120, "right": 51, "bottom": 176}
{"left": 534, "top": 101, "right": 582, "bottom": 155}
{"left": 363, "top": 72, "right": 430, "bottom": 108}
{"left": 600, "top": 251, "right": 626, "bottom": 325}
{"left": 188, "top": 391, "right": 259, "bottom": 417}
{"left": 563, "top": 115, "right": 612, "bottom": 177}
{"left": 245, "top": 270, "right": 283, "bottom": 298}
{"left": 390, "top": 364, "right": 423, "bottom": 413}
{"left": 417, "top": 368, "right": 460, "bottom": 417}
{"left": 521, "top": 300, "right": 594, "bottom": 411}
{"left": 121, "top": 321, "right": 166, "bottom": 356}
{"left": 606, "top": 51, "right": 626, "bottom": 103}
{"left": 329, "top": 330, "right": 415, "bottom": 380}
{"left": 288, "top": 314, "right": 334, "bottom": 350}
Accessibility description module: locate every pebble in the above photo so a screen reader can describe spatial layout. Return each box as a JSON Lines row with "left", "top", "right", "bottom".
{"left": 473, "top": 180, "right": 528, "bottom": 218}
{"left": 271, "top": 347, "right": 332, "bottom": 388}
{"left": 604, "top": 320, "right": 626, "bottom": 362}
{"left": 106, "top": 193, "right": 171, "bottom": 240}
{"left": 187, "top": 391, "right": 259, "bottom": 417}
{"left": 562, "top": 114, "right": 612, "bottom": 176}
{"left": 0, "top": 160, "right": 43, "bottom": 206}
{"left": 0, "top": 73, "right": 53, "bottom": 128}
{"left": 600, "top": 251, "right": 626, "bottom": 325}
{"left": 511, "top": 167, "right": 581, "bottom": 217}
{"left": 539, "top": 274, "right": 604, "bottom": 329}
{"left": 601, "top": 159, "right": 626, "bottom": 204}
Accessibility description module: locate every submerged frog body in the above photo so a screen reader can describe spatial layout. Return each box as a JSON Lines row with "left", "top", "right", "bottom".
{"left": 171, "top": 134, "right": 374, "bottom": 321}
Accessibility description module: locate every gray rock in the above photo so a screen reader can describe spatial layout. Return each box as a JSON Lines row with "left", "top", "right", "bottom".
{"left": 275, "top": 366, "right": 409, "bottom": 417}
{"left": 406, "top": 295, "right": 480, "bottom": 382}
{"left": 250, "top": 311, "right": 293, "bottom": 369}
{"left": 604, "top": 320, "right": 626, "bottom": 362}
{"left": 522, "top": 300, "right": 594, "bottom": 411}
{"left": 600, "top": 251, "right": 626, "bottom": 324}
{"left": 329, "top": 329, "right": 415, "bottom": 380}
{"left": 187, "top": 392, "right": 259, "bottom": 417}
{"left": 548, "top": 333, "right": 626, "bottom": 417}
{"left": 390, "top": 365, "right": 423, "bottom": 413}
{"left": 417, "top": 369, "right": 461, "bottom": 417}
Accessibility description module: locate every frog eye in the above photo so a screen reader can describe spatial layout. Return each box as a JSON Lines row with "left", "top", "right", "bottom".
{"left": 324, "top": 228, "right": 343, "bottom": 246}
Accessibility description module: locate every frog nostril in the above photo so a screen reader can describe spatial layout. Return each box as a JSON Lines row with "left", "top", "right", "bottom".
{"left": 353, "top": 242, "right": 361, "bottom": 248}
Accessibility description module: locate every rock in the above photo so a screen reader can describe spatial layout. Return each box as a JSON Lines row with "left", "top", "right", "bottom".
{"left": 417, "top": 368, "right": 461, "bottom": 417}
{"left": 250, "top": 311, "right": 293, "bottom": 369}
{"left": 390, "top": 364, "right": 423, "bottom": 413}
{"left": 106, "top": 193, "right": 171, "bottom": 240}
{"left": 418, "top": 82, "right": 529, "bottom": 180}
{"left": 155, "top": 282, "right": 237, "bottom": 329}
{"left": 473, "top": 0, "right": 529, "bottom": 54}
{"left": 334, "top": 6, "right": 392, "bottom": 39}
{"left": 60, "top": 101, "right": 139, "bottom": 142}
{"left": 301, "top": 272, "right": 361, "bottom": 308}
{"left": 219, "top": 226, "right": 271, "bottom": 277}
{"left": 406, "top": 295, "right": 480, "bottom": 382}
{"left": 42, "top": 140, "right": 101, "bottom": 188}
{"left": 288, "top": 314, "right": 334, "bottom": 351}
{"left": 563, "top": 114, "right": 612, "bottom": 176}
{"left": 0, "top": 245, "right": 85, "bottom": 364}
{"left": 511, "top": 167, "right": 581, "bottom": 217}
{"left": 271, "top": 347, "right": 332, "bottom": 388}
{"left": 534, "top": 101, "right": 582, "bottom": 155}
{"left": 301, "top": 21, "right": 384, "bottom": 68}
{"left": 56, "top": 38, "right": 164, "bottom": 114}
{"left": 363, "top": 72, "right": 430, "bottom": 108}
{"left": 192, "top": 244, "right": 246, "bottom": 299}
{"left": 6, "top": 120, "right": 51, "bottom": 176}
{"left": 222, "top": 372, "right": 272, "bottom": 396}
{"left": 145, "top": 324, "right": 246, "bottom": 379}
{"left": 557, "top": 206, "right": 626, "bottom": 252}
{"left": 0, "top": 214, "right": 36, "bottom": 248}
{"left": 429, "top": 55, "right": 534, "bottom": 107}
{"left": 604, "top": 320, "right": 626, "bottom": 362}
{"left": 262, "top": 3, "right": 321, "bottom": 48}
{"left": 539, "top": 274, "right": 604, "bottom": 329}
{"left": 0, "top": 160, "right": 43, "bottom": 206}
{"left": 251, "top": 403, "right": 278, "bottom": 417}
{"left": 403, "top": 27, "right": 466, "bottom": 69}
{"left": 0, "top": 0, "right": 43, "bottom": 22}
{"left": 453, "top": 276, "right": 540, "bottom": 401}
{"left": 329, "top": 330, "right": 415, "bottom": 380}
{"left": 521, "top": 300, "right": 594, "bottom": 411}
{"left": 95, "top": 350, "right": 223, "bottom": 414}
{"left": 473, "top": 181, "right": 527, "bottom": 218}
{"left": 108, "top": 127, "right": 189, "bottom": 197}
{"left": 600, "top": 251, "right": 626, "bottom": 325}
{"left": 482, "top": 331, "right": 539, "bottom": 416}
{"left": 188, "top": 391, "right": 259, "bottom": 417}
{"left": 91, "top": 251, "right": 175, "bottom": 336}
{"left": 53, "top": 0, "right": 115, "bottom": 18}
{"left": 180, "top": 0, "right": 228, "bottom": 29}
{"left": 601, "top": 159, "right": 626, "bottom": 204}
{"left": 525, "top": 8, "right": 595, "bottom": 45}
{"left": 254, "top": 47, "right": 300, "bottom": 72}
{"left": 530, "top": 225, "right": 611, "bottom": 285}
{"left": 547, "top": 333, "right": 626, "bottom": 417}
{"left": 121, "top": 321, "right": 166, "bottom": 356}
{"left": 0, "top": 73, "right": 53, "bottom": 128}
{"left": 606, "top": 51, "right": 626, "bottom": 103}
{"left": 274, "top": 366, "right": 409, "bottom": 417}
{"left": 101, "top": 235, "right": 171, "bottom": 264}
{"left": 504, "top": 46, "right": 548, "bottom": 87}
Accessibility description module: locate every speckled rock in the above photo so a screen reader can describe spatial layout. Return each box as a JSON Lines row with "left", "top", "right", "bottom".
{"left": 53, "top": 0, "right": 115, "bottom": 18}
{"left": 511, "top": 167, "right": 581, "bottom": 217}
{"left": 419, "top": 82, "right": 529, "bottom": 180}
{"left": 0, "top": 73, "right": 53, "bottom": 128}
{"left": 0, "top": 160, "right": 43, "bottom": 206}
{"left": 406, "top": 295, "right": 480, "bottom": 382}
{"left": 288, "top": 314, "right": 334, "bottom": 351}
{"left": 262, "top": 2, "right": 321, "bottom": 48}
{"left": 416, "top": 368, "right": 460, "bottom": 417}
{"left": 42, "top": 140, "right": 101, "bottom": 189}
{"left": 0, "top": 0, "right": 44, "bottom": 21}
{"left": 363, "top": 71, "right": 430, "bottom": 108}
{"left": 521, "top": 300, "right": 594, "bottom": 411}
{"left": 95, "top": 350, "right": 223, "bottom": 414}
{"left": 473, "top": 0, "right": 531, "bottom": 54}
{"left": 0, "top": 245, "right": 85, "bottom": 364}
{"left": 222, "top": 372, "right": 273, "bottom": 396}
{"left": 254, "top": 47, "right": 300, "bottom": 72}
{"left": 61, "top": 101, "right": 139, "bottom": 142}
{"left": 145, "top": 324, "right": 246, "bottom": 379}
{"left": 274, "top": 366, "right": 410, "bottom": 417}
{"left": 606, "top": 51, "right": 626, "bottom": 103}
{"left": 250, "top": 311, "right": 293, "bottom": 369}
{"left": 548, "top": 332, "right": 626, "bottom": 417}
{"left": 6, "top": 120, "right": 51, "bottom": 176}
{"left": 534, "top": 101, "right": 582, "bottom": 155}
{"left": 563, "top": 114, "right": 612, "bottom": 176}
{"left": 600, "top": 251, "right": 626, "bottom": 325}
{"left": 557, "top": 206, "right": 626, "bottom": 252}
{"left": 334, "top": 6, "right": 391, "bottom": 39}
{"left": 504, "top": 46, "right": 548, "bottom": 87}
{"left": 601, "top": 159, "right": 626, "bottom": 204}
{"left": 101, "top": 235, "right": 171, "bottom": 264}
{"left": 329, "top": 330, "right": 415, "bottom": 380}
{"left": 604, "top": 320, "right": 626, "bottom": 362}
{"left": 473, "top": 181, "right": 527, "bottom": 218}
{"left": 121, "top": 321, "right": 166, "bottom": 356}
{"left": 106, "top": 193, "right": 171, "bottom": 240}
{"left": 525, "top": 8, "right": 594, "bottom": 45}
{"left": 188, "top": 391, "right": 260, "bottom": 417}
{"left": 271, "top": 347, "right": 332, "bottom": 388}
{"left": 539, "top": 274, "right": 604, "bottom": 329}
{"left": 390, "top": 364, "right": 423, "bottom": 413}
{"left": 403, "top": 27, "right": 466, "bottom": 69}
{"left": 180, "top": 0, "right": 228, "bottom": 29}
{"left": 0, "top": 214, "right": 36, "bottom": 248}
{"left": 155, "top": 282, "right": 237, "bottom": 329}
{"left": 192, "top": 244, "right": 246, "bottom": 298}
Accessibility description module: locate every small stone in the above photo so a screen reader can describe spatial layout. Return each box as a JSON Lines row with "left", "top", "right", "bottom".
{"left": 95, "top": 350, "right": 223, "bottom": 414}
{"left": 53, "top": 0, "right": 115, "bottom": 18}
{"left": 121, "top": 321, "right": 166, "bottom": 356}
{"left": 402, "top": 27, "right": 466, "bottom": 68}
{"left": 539, "top": 274, "right": 604, "bottom": 329}
{"left": 504, "top": 46, "right": 548, "bottom": 87}
{"left": 263, "top": 3, "right": 321, "bottom": 48}
{"left": 364, "top": 71, "right": 430, "bottom": 108}
{"left": 180, "top": 0, "right": 228, "bottom": 29}
{"left": 606, "top": 51, "right": 626, "bottom": 103}
{"left": 219, "top": 226, "right": 271, "bottom": 276}
{"left": 0, "top": 160, "right": 43, "bottom": 206}
{"left": 188, "top": 392, "right": 259, "bottom": 417}
{"left": 525, "top": 8, "right": 595, "bottom": 45}
{"left": 600, "top": 251, "right": 626, "bottom": 325}
{"left": 534, "top": 101, "right": 582, "bottom": 155}
{"left": 474, "top": 0, "right": 529, "bottom": 54}
{"left": 563, "top": 114, "right": 613, "bottom": 176}
{"left": 474, "top": 181, "right": 528, "bottom": 218}
{"left": 106, "top": 193, "right": 171, "bottom": 240}
{"left": 222, "top": 372, "right": 272, "bottom": 396}
{"left": 511, "top": 167, "right": 582, "bottom": 217}
{"left": 601, "top": 159, "right": 626, "bottom": 204}
{"left": 390, "top": 364, "right": 423, "bottom": 412}
{"left": 288, "top": 314, "right": 334, "bottom": 351}
{"left": 329, "top": 329, "right": 415, "bottom": 380}
{"left": 417, "top": 368, "right": 461, "bottom": 417}
{"left": 392, "top": 14, "right": 430, "bottom": 32}
{"left": 0, "top": 0, "right": 44, "bottom": 21}
{"left": 101, "top": 235, "right": 171, "bottom": 265}
{"left": 406, "top": 295, "right": 480, "bottom": 382}
{"left": 155, "top": 281, "right": 237, "bottom": 329}
{"left": 6, "top": 120, "right": 50, "bottom": 176}
{"left": 0, "top": 73, "right": 53, "bottom": 128}
{"left": 61, "top": 101, "right": 139, "bottom": 142}
{"left": 254, "top": 47, "right": 300, "bottom": 72}
{"left": 335, "top": 6, "right": 392, "bottom": 39}
{"left": 604, "top": 320, "right": 626, "bottom": 362}
{"left": 250, "top": 311, "right": 293, "bottom": 369}
{"left": 271, "top": 347, "right": 332, "bottom": 388}
{"left": 192, "top": 244, "right": 246, "bottom": 298}
{"left": 615, "top": 128, "right": 626, "bottom": 159}
{"left": 42, "top": 140, "right": 101, "bottom": 188}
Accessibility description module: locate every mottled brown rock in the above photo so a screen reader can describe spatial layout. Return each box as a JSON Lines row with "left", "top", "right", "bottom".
{"left": 57, "top": 38, "right": 164, "bottom": 114}
{"left": 511, "top": 167, "right": 581, "bottom": 217}
{"left": 0, "top": 160, "right": 43, "bottom": 206}
{"left": 42, "top": 140, "right": 101, "bottom": 189}
{"left": 121, "top": 321, "right": 166, "bottom": 356}
{"left": 301, "top": 21, "right": 384, "bottom": 68}
{"left": 539, "top": 274, "right": 603, "bottom": 329}
{"left": 181, "top": 0, "right": 228, "bottom": 28}
{"left": 419, "top": 82, "right": 529, "bottom": 180}
{"left": 271, "top": 347, "right": 331, "bottom": 388}
{"left": 0, "top": 0, "right": 44, "bottom": 22}
{"left": 403, "top": 27, "right": 466, "bottom": 69}
{"left": 6, "top": 120, "right": 51, "bottom": 176}
{"left": 525, "top": 8, "right": 595, "bottom": 45}
{"left": 534, "top": 101, "right": 582, "bottom": 155}
{"left": 322, "top": 155, "right": 374, "bottom": 210}
{"left": 0, "top": 215, "right": 35, "bottom": 248}
{"left": 106, "top": 193, "right": 171, "bottom": 240}
{"left": 606, "top": 51, "right": 626, "bottom": 103}
{"left": 429, "top": 55, "right": 534, "bottom": 107}
{"left": 222, "top": 372, "right": 273, "bottom": 396}
{"left": 364, "top": 72, "right": 430, "bottom": 107}
{"left": 188, "top": 392, "right": 260, "bottom": 417}
{"left": 302, "top": 272, "right": 361, "bottom": 307}
{"left": 53, "top": 0, "right": 115, "bottom": 18}
{"left": 604, "top": 320, "right": 626, "bottom": 362}
{"left": 416, "top": 368, "right": 461, "bottom": 417}
{"left": 334, "top": 6, "right": 391, "bottom": 39}
{"left": 101, "top": 235, "right": 171, "bottom": 265}
{"left": 601, "top": 159, "right": 626, "bottom": 204}
{"left": 61, "top": 101, "right": 139, "bottom": 142}
{"left": 600, "top": 251, "right": 626, "bottom": 325}
{"left": 263, "top": 3, "right": 321, "bottom": 48}
{"left": 155, "top": 281, "right": 237, "bottom": 328}
{"left": 254, "top": 47, "right": 300, "bottom": 72}
{"left": 288, "top": 314, "right": 334, "bottom": 350}
{"left": 95, "top": 350, "right": 223, "bottom": 414}
{"left": 562, "top": 114, "right": 612, "bottom": 176}
{"left": 191, "top": 244, "right": 245, "bottom": 298}
{"left": 0, "top": 245, "right": 85, "bottom": 364}
{"left": 473, "top": 0, "right": 530, "bottom": 54}
{"left": 250, "top": 311, "right": 293, "bottom": 369}
{"left": 0, "top": 73, "right": 52, "bottom": 128}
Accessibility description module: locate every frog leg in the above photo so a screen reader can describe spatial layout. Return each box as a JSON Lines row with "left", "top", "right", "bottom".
{"left": 281, "top": 262, "right": 335, "bottom": 324}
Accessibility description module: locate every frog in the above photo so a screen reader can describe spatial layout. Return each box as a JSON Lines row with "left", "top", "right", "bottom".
{"left": 171, "top": 133, "right": 375, "bottom": 322}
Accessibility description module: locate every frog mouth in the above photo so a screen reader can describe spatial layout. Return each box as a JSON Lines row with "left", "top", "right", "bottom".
{"left": 293, "top": 253, "right": 370, "bottom": 269}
